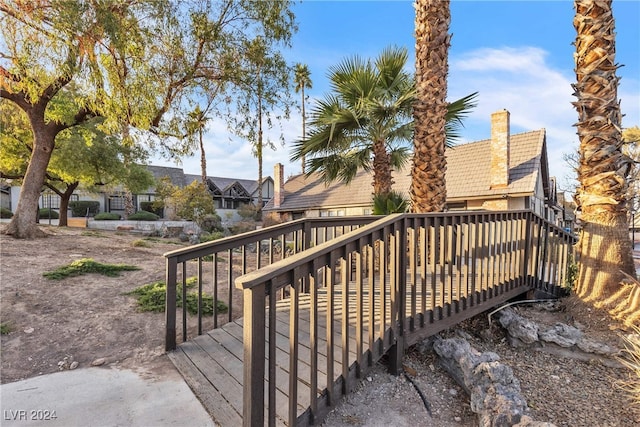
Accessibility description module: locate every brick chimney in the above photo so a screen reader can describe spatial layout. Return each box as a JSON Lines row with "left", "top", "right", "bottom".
{"left": 490, "top": 110, "right": 510, "bottom": 189}
{"left": 274, "top": 163, "right": 285, "bottom": 208}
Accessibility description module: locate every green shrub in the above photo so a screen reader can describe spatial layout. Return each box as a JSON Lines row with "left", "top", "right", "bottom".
{"left": 0, "top": 208, "right": 13, "bottom": 218}
{"left": 69, "top": 201, "right": 100, "bottom": 217}
{"left": 132, "top": 239, "right": 151, "bottom": 248}
{"left": 38, "top": 208, "right": 59, "bottom": 219}
{"left": 237, "top": 203, "right": 261, "bottom": 221}
{"left": 126, "top": 277, "right": 228, "bottom": 316}
{"left": 128, "top": 211, "right": 159, "bottom": 221}
{"left": 200, "top": 213, "right": 223, "bottom": 233}
{"left": 372, "top": 191, "right": 408, "bottom": 215}
{"left": 0, "top": 322, "right": 11, "bottom": 335}
{"left": 43, "top": 258, "right": 140, "bottom": 280}
{"left": 140, "top": 201, "right": 163, "bottom": 217}
{"left": 94, "top": 212, "right": 121, "bottom": 220}
{"left": 200, "top": 231, "right": 225, "bottom": 243}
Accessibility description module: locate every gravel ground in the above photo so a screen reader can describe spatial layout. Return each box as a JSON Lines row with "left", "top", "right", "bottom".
{"left": 322, "top": 298, "right": 640, "bottom": 427}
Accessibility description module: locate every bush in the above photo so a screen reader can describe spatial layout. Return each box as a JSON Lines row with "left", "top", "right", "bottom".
{"left": 618, "top": 326, "right": 640, "bottom": 407}
{"left": 229, "top": 221, "right": 255, "bottom": 235}
{"left": 69, "top": 201, "right": 100, "bottom": 217}
{"left": 0, "top": 207, "right": 14, "bottom": 218}
{"left": 38, "top": 208, "right": 59, "bottom": 219}
{"left": 200, "top": 213, "right": 223, "bottom": 233}
{"left": 94, "top": 212, "right": 121, "bottom": 220}
{"left": 237, "top": 203, "right": 261, "bottom": 221}
{"left": 372, "top": 191, "right": 408, "bottom": 215}
{"left": 200, "top": 231, "right": 225, "bottom": 243}
{"left": 128, "top": 211, "right": 159, "bottom": 221}
{"left": 140, "top": 201, "right": 163, "bottom": 217}
{"left": 126, "top": 278, "right": 228, "bottom": 316}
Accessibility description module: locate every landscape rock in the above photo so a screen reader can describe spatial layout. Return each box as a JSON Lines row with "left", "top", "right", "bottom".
{"left": 431, "top": 337, "right": 533, "bottom": 426}
{"left": 538, "top": 323, "right": 582, "bottom": 347}
{"left": 91, "top": 358, "right": 106, "bottom": 366}
{"left": 497, "top": 308, "right": 538, "bottom": 346}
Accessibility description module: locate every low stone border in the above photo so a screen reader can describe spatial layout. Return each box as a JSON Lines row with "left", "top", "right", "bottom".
{"left": 495, "top": 307, "right": 622, "bottom": 368}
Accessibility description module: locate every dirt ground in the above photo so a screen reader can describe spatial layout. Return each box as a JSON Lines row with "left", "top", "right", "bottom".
{"left": 1, "top": 225, "right": 640, "bottom": 427}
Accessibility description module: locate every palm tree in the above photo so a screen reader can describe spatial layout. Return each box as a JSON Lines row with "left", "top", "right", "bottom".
{"left": 291, "top": 46, "right": 477, "bottom": 200}
{"left": 294, "top": 63, "right": 312, "bottom": 174}
{"left": 572, "top": 0, "right": 636, "bottom": 303}
{"left": 410, "top": 0, "right": 451, "bottom": 213}
{"left": 291, "top": 46, "right": 415, "bottom": 196}
{"left": 186, "top": 105, "right": 211, "bottom": 184}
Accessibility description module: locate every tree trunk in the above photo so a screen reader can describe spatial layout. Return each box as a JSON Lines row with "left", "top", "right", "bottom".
{"left": 3, "top": 126, "right": 55, "bottom": 238}
{"left": 199, "top": 128, "right": 207, "bottom": 184}
{"left": 57, "top": 183, "right": 79, "bottom": 227}
{"left": 575, "top": 215, "right": 636, "bottom": 301}
{"left": 410, "top": 0, "right": 450, "bottom": 213}
{"left": 573, "top": 0, "right": 636, "bottom": 303}
{"left": 372, "top": 139, "right": 393, "bottom": 196}
{"left": 301, "top": 85, "right": 306, "bottom": 174}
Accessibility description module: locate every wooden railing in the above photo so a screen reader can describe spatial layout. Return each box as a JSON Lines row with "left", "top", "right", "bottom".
{"left": 164, "top": 216, "right": 375, "bottom": 350}
{"left": 233, "top": 210, "right": 576, "bottom": 426}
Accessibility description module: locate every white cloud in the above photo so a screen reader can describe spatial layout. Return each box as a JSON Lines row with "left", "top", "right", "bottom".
{"left": 450, "top": 46, "right": 580, "bottom": 192}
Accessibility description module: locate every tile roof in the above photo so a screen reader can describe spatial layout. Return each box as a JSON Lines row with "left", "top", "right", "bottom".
{"left": 146, "top": 166, "right": 268, "bottom": 197}
{"left": 264, "top": 129, "right": 547, "bottom": 212}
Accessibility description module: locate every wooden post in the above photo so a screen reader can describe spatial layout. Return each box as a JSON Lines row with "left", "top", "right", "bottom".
{"left": 243, "top": 282, "right": 266, "bottom": 427}
{"left": 388, "top": 219, "right": 406, "bottom": 376}
{"left": 165, "top": 257, "right": 177, "bottom": 351}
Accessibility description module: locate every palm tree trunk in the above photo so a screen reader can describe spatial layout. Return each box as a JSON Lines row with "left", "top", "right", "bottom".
{"left": 573, "top": 0, "right": 636, "bottom": 302}
{"left": 410, "top": 0, "right": 450, "bottom": 213}
{"left": 199, "top": 128, "right": 207, "bottom": 184}
{"left": 301, "top": 85, "right": 306, "bottom": 174}
{"left": 372, "top": 139, "right": 393, "bottom": 195}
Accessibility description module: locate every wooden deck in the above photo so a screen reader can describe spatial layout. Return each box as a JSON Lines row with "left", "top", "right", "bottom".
{"left": 169, "top": 287, "right": 390, "bottom": 426}
{"left": 168, "top": 274, "right": 510, "bottom": 426}
{"left": 164, "top": 212, "right": 574, "bottom": 426}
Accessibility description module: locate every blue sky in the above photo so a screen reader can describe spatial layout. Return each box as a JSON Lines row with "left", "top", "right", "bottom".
{"left": 156, "top": 0, "right": 640, "bottom": 194}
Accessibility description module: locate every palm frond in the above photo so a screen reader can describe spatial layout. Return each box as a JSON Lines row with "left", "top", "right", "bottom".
{"left": 445, "top": 92, "right": 479, "bottom": 146}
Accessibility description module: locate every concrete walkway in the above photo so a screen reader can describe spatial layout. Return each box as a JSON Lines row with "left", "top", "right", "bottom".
{"left": 0, "top": 362, "right": 215, "bottom": 427}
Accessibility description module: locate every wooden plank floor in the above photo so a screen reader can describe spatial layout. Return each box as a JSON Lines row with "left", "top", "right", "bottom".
{"left": 169, "top": 292, "right": 375, "bottom": 426}
{"left": 168, "top": 272, "right": 508, "bottom": 426}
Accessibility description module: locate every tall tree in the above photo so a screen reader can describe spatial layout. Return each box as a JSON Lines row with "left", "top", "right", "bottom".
{"left": 0, "top": 0, "right": 296, "bottom": 238}
{"left": 292, "top": 46, "right": 476, "bottom": 199}
{"left": 410, "top": 0, "right": 451, "bottom": 213}
{"left": 185, "top": 105, "right": 212, "bottom": 184}
{"left": 0, "top": 100, "right": 152, "bottom": 226}
{"left": 294, "top": 63, "right": 312, "bottom": 174}
{"left": 572, "top": 0, "right": 636, "bottom": 303}
{"left": 230, "top": 36, "right": 293, "bottom": 212}
{"left": 292, "top": 46, "right": 415, "bottom": 196}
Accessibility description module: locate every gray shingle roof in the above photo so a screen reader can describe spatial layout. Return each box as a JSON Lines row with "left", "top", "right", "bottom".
{"left": 264, "top": 129, "right": 547, "bottom": 212}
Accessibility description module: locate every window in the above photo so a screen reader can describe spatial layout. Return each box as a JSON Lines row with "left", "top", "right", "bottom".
{"left": 108, "top": 195, "right": 126, "bottom": 211}
{"left": 41, "top": 193, "right": 78, "bottom": 209}
{"left": 446, "top": 202, "right": 467, "bottom": 211}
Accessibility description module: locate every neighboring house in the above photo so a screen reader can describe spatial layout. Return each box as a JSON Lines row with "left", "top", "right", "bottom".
{"left": 5, "top": 166, "right": 270, "bottom": 224}
{"left": 264, "top": 110, "right": 561, "bottom": 223}
{"left": 103, "top": 166, "right": 273, "bottom": 223}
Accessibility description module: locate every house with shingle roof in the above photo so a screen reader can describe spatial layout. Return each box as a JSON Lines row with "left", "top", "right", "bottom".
{"left": 263, "top": 110, "right": 562, "bottom": 224}
{"left": 1, "top": 164, "right": 272, "bottom": 224}
{"left": 108, "top": 167, "right": 273, "bottom": 221}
